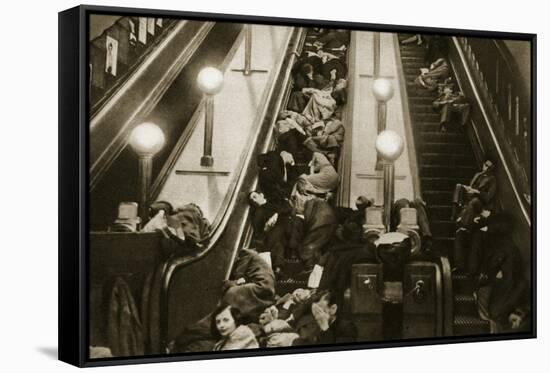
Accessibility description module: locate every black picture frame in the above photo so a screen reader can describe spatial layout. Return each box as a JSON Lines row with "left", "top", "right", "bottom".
{"left": 59, "top": 4, "right": 536, "bottom": 368}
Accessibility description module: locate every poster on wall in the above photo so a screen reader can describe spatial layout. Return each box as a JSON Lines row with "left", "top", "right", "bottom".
{"left": 147, "top": 17, "right": 155, "bottom": 35}
{"left": 104, "top": 35, "right": 118, "bottom": 76}
{"left": 128, "top": 18, "right": 137, "bottom": 46}
{"left": 156, "top": 18, "right": 163, "bottom": 27}
{"left": 138, "top": 17, "right": 147, "bottom": 44}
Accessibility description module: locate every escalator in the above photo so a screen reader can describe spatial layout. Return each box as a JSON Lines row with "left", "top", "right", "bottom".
{"left": 397, "top": 34, "right": 488, "bottom": 335}
{"left": 397, "top": 34, "right": 532, "bottom": 336}
{"left": 89, "top": 21, "right": 243, "bottom": 230}
{"left": 160, "top": 27, "right": 307, "bottom": 346}
{"left": 89, "top": 25, "right": 306, "bottom": 355}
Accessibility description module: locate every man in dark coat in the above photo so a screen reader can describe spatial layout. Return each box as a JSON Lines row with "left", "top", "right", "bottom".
{"left": 222, "top": 248, "right": 276, "bottom": 321}
{"left": 432, "top": 81, "right": 471, "bottom": 132}
{"left": 473, "top": 213, "right": 529, "bottom": 330}
{"left": 289, "top": 198, "right": 338, "bottom": 270}
{"left": 454, "top": 159, "right": 498, "bottom": 226}
{"left": 248, "top": 191, "right": 294, "bottom": 273}
{"left": 453, "top": 159, "right": 498, "bottom": 272}
{"left": 257, "top": 150, "right": 296, "bottom": 204}
{"left": 292, "top": 290, "right": 357, "bottom": 346}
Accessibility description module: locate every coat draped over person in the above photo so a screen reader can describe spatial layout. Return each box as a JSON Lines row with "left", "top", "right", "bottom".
{"left": 289, "top": 199, "right": 338, "bottom": 267}
{"left": 222, "top": 249, "right": 276, "bottom": 320}
{"left": 415, "top": 58, "right": 450, "bottom": 91}
{"left": 170, "top": 203, "right": 211, "bottom": 246}
{"left": 212, "top": 325, "right": 259, "bottom": 351}
{"left": 295, "top": 152, "right": 339, "bottom": 197}
{"left": 302, "top": 87, "right": 338, "bottom": 123}
{"left": 316, "top": 29, "right": 350, "bottom": 51}
{"left": 107, "top": 277, "right": 145, "bottom": 357}
{"left": 474, "top": 214, "right": 529, "bottom": 329}
{"left": 303, "top": 118, "right": 345, "bottom": 154}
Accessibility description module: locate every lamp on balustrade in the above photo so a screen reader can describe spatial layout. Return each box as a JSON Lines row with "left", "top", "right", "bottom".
{"left": 129, "top": 122, "right": 166, "bottom": 224}
{"left": 375, "top": 129, "right": 404, "bottom": 232}
{"left": 372, "top": 78, "right": 395, "bottom": 169}
{"left": 197, "top": 66, "right": 224, "bottom": 167}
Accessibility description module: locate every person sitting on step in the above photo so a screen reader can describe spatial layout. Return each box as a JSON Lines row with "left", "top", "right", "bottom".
{"left": 432, "top": 80, "right": 471, "bottom": 132}
{"left": 453, "top": 159, "right": 497, "bottom": 272}
{"left": 248, "top": 191, "right": 294, "bottom": 276}
{"left": 453, "top": 158, "right": 497, "bottom": 227}
{"left": 414, "top": 57, "right": 450, "bottom": 91}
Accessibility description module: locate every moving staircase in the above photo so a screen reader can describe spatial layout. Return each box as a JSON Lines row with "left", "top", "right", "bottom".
{"left": 398, "top": 34, "right": 490, "bottom": 335}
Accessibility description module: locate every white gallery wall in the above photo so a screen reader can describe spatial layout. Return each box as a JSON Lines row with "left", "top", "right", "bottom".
{"left": 0, "top": 0, "right": 546, "bottom": 372}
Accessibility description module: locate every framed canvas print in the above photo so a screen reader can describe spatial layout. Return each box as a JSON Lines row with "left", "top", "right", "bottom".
{"left": 58, "top": 4, "right": 536, "bottom": 367}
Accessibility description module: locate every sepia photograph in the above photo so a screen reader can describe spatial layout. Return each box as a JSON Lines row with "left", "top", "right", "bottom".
{"left": 61, "top": 5, "right": 534, "bottom": 366}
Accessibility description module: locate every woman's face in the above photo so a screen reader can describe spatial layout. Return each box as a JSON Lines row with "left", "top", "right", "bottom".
{"left": 249, "top": 192, "right": 266, "bottom": 206}
{"left": 215, "top": 307, "right": 237, "bottom": 337}
{"left": 482, "top": 160, "right": 494, "bottom": 172}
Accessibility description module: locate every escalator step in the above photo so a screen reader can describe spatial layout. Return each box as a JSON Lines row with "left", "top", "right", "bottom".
{"left": 412, "top": 112, "right": 441, "bottom": 123}
{"left": 420, "top": 165, "right": 477, "bottom": 178}
{"left": 452, "top": 273, "right": 480, "bottom": 295}
{"left": 453, "top": 315, "right": 490, "bottom": 335}
{"left": 431, "top": 221, "right": 455, "bottom": 239}
{"left": 409, "top": 96, "right": 436, "bottom": 105}
{"left": 421, "top": 153, "right": 476, "bottom": 167}
{"left": 454, "top": 294, "right": 478, "bottom": 315}
{"left": 420, "top": 132, "right": 469, "bottom": 144}
{"left": 423, "top": 191, "right": 453, "bottom": 205}
{"left": 409, "top": 104, "right": 438, "bottom": 114}
{"left": 422, "top": 177, "right": 470, "bottom": 191}
{"left": 400, "top": 49, "right": 425, "bottom": 57}
{"left": 276, "top": 277, "right": 308, "bottom": 296}
{"left": 420, "top": 142, "right": 473, "bottom": 154}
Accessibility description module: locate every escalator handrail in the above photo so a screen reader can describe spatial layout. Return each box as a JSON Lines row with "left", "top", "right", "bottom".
{"left": 439, "top": 256, "right": 454, "bottom": 336}
{"left": 393, "top": 33, "right": 422, "bottom": 199}
{"left": 223, "top": 29, "right": 308, "bottom": 279}
{"left": 160, "top": 27, "right": 306, "bottom": 292}
{"left": 335, "top": 32, "right": 354, "bottom": 208}
{"left": 90, "top": 21, "right": 216, "bottom": 190}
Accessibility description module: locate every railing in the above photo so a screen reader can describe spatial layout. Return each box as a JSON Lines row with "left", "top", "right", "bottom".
{"left": 450, "top": 36, "right": 532, "bottom": 280}
{"left": 438, "top": 256, "right": 454, "bottom": 336}
{"left": 157, "top": 27, "right": 307, "bottom": 348}
{"left": 455, "top": 37, "right": 531, "bottom": 188}
{"left": 336, "top": 32, "right": 355, "bottom": 208}
{"left": 90, "top": 16, "right": 178, "bottom": 114}
{"left": 393, "top": 33, "right": 422, "bottom": 199}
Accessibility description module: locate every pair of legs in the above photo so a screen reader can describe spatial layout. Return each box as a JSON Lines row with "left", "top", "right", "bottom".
{"left": 401, "top": 34, "right": 423, "bottom": 45}
{"left": 289, "top": 217, "right": 336, "bottom": 271}
{"left": 454, "top": 228, "right": 486, "bottom": 274}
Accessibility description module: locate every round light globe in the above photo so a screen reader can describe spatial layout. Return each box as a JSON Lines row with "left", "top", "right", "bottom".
{"left": 372, "top": 78, "right": 394, "bottom": 102}
{"left": 375, "top": 130, "right": 404, "bottom": 162}
{"left": 129, "top": 122, "right": 166, "bottom": 156}
{"left": 197, "top": 67, "right": 224, "bottom": 95}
